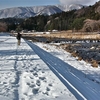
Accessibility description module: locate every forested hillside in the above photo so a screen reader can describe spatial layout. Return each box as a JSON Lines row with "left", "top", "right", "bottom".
{"left": 0, "top": 1, "right": 100, "bottom": 32}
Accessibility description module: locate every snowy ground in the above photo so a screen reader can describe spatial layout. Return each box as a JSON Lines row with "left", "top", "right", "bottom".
{"left": 0, "top": 33, "right": 100, "bottom": 100}
{"left": 36, "top": 42, "right": 100, "bottom": 84}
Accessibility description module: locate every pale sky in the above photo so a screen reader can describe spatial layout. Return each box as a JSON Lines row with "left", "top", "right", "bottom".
{"left": 0, "top": 0, "right": 99, "bottom": 10}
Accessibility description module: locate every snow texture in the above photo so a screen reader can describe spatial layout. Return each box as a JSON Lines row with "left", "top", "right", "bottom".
{"left": 0, "top": 32, "right": 100, "bottom": 100}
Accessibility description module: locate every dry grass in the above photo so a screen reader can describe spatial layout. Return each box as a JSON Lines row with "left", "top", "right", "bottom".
{"left": 78, "top": 57, "right": 83, "bottom": 61}
{"left": 91, "top": 59, "right": 98, "bottom": 68}
{"left": 14, "top": 31, "right": 100, "bottom": 40}
{"left": 40, "top": 31, "right": 100, "bottom": 40}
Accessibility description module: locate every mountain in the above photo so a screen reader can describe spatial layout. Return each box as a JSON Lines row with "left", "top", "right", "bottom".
{"left": 36, "top": 6, "right": 62, "bottom": 16}
{"left": 56, "top": 4, "right": 83, "bottom": 12}
{"left": 0, "top": 4, "right": 83, "bottom": 19}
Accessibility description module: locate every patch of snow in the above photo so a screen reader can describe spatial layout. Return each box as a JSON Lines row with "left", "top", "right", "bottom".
{"left": 0, "top": 33, "right": 76, "bottom": 100}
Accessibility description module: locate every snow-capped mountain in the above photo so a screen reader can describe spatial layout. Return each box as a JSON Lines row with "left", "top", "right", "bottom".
{"left": 56, "top": 4, "right": 83, "bottom": 11}
{"left": 0, "top": 4, "right": 83, "bottom": 19}
{"left": 36, "top": 6, "right": 62, "bottom": 16}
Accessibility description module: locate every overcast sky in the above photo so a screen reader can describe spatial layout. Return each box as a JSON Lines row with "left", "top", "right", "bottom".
{"left": 0, "top": 0, "right": 99, "bottom": 10}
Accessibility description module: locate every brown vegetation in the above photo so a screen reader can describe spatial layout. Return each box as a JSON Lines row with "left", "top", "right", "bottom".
{"left": 82, "top": 19, "right": 100, "bottom": 32}
{"left": 91, "top": 59, "right": 98, "bottom": 68}
{"left": 31, "top": 31, "right": 100, "bottom": 41}
{"left": 0, "top": 22, "right": 7, "bottom": 32}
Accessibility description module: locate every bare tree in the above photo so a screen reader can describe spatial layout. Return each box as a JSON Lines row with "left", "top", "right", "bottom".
{"left": 82, "top": 19, "right": 100, "bottom": 32}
